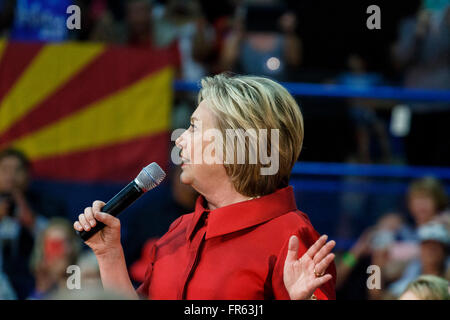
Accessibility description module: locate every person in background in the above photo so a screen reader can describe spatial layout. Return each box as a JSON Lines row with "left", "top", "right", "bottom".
{"left": 28, "top": 218, "right": 81, "bottom": 299}
{"left": 219, "top": 2, "right": 302, "bottom": 81}
{"left": 151, "top": 0, "right": 214, "bottom": 82}
{"left": 0, "top": 149, "right": 51, "bottom": 233}
{"left": 0, "top": 148, "right": 51, "bottom": 299}
{"left": 339, "top": 177, "right": 449, "bottom": 300}
{"left": 336, "top": 212, "right": 415, "bottom": 299}
{"left": 407, "top": 176, "right": 449, "bottom": 227}
{"left": 391, "top": 1, "right": 450, "bottom": 97}
{"left": 336, "top": 53, "right": 391, "bottom": 164}
{"left": 367, "top": 176, "right": 449, "bottom": 299}
{"left": 390, "top": 1, "right": 450, "bottom": 165}
{"left": 335, "top": 227, "right": 375, "bottom": 299}
{"left": 386, "top": 222, "right": 450, "bottom": 299}
{"left": 399, "top": 275, "right": 449, "bottom": 300}
{"left": 0, "top": 148, "right": 68, "bottom": 224}
{"left": 122, "top": 0, "right": 182, "bottom": 54}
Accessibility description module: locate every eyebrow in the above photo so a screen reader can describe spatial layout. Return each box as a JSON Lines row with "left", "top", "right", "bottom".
{"left": 190, "top": 117, "right": 198, "bottom": 122}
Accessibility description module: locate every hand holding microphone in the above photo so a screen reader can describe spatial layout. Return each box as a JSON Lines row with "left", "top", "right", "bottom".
{"left": 73, "top": 162, "right": 166, "bottom": 256}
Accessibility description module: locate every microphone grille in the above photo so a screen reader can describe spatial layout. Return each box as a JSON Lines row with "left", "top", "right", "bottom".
{"left": 136, "top": 162, "right": 166, "bottom": 191}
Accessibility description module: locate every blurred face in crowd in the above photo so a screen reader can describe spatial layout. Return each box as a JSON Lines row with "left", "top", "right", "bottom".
{"left": 40, "top": 224, "right": 77, "bottom": 284}
{"left": 0, "top": 155, "right": 29, "bottom": 193}
{"left": 175, "top": 100, "right": 230, "bottom": 195}
{"left": 43, "top": 226, "right": 71, "bottom": 265}
{"left": 420, "top": 240, "right": 446, "bottom": 274}
{"left": 126, "top": 0, "right": 151, "bottom": 34}
{"left": 408, "top": 192, "right": 438, "bottom": 226}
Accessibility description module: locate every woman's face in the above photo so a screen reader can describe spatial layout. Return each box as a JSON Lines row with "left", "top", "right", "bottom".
{"left": 0, "top": 156, "right": 28, "bottom": 193}
{"left": 43, "top": 227, "right": 70, "bottom": 264}
{"left": 408, "top": 192, "right": 437, "bottom": 226}
{"left": 175, "top": 100, "right": 229, "bottom": 193}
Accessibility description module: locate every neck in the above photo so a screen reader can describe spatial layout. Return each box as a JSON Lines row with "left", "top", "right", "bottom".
{"left": 197, "top": 179, "right": 252, "bottom": 211}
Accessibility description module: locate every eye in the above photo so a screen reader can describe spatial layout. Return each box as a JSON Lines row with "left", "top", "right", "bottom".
{"left": 189, "top": 123, "right": 196, "bottom": 131}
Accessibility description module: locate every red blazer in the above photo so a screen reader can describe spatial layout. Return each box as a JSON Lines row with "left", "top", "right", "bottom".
{"left": 136, "top": 186, "right": 336, "bottom": 299}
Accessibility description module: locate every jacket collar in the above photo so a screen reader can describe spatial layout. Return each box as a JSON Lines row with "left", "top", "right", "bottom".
{"left": 186, "top": 186, "right": 297, "bottom": 241}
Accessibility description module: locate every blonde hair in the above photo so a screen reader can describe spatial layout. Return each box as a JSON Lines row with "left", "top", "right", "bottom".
{"left": 198, "top": 73, "right": 304, "bottom": 197}
{"left": 403, "top": 275, "right": 450, "bottom": 300}
{"left": 408, "top": 177, "right": 448, "bottom": 212}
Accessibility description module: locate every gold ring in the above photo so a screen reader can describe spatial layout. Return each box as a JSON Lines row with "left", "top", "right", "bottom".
{"left": 314, "top": 268, "right": 324, "bottom": 278}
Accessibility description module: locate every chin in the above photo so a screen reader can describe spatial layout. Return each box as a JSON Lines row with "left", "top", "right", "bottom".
{"left": 179, "top": 167, "right": 193, "bottom": 185}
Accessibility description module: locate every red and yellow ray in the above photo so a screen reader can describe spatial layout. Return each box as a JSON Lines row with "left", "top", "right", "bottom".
{"left": 0, "top": 40, "right": 45, "bottom": 103}
{"left": 0, "top": 42, "right": 105, "bottom": 134}
{"left": 0, "top": 41, "right": 179, "bottom": 182}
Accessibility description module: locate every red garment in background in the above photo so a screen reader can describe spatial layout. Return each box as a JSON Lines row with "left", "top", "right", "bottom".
{"left": 136, "top": 186, "right": 336, "bottom": 300}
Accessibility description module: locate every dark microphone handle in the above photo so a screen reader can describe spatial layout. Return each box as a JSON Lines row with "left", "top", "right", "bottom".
{"left": 77, "top": 181, "right": 144, "bottom": 241}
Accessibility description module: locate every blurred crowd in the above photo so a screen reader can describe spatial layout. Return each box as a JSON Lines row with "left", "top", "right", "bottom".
{"left": 0, "top": 0, "right": 449, "bottom": 300}
{"left": 336, "top": 176, "right": 450, "bottom": 299}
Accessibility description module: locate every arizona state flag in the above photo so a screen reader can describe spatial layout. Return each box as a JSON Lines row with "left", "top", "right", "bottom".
{"left": 0, "top": 40, "right": 179, "bottom": 182}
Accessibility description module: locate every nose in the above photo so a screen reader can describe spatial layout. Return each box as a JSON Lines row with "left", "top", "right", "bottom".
{"left": 175, "top": 129, "right": 187, "bottom": 150}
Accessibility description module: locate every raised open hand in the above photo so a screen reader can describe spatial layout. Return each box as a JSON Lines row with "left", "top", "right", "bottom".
{"left": 283, "top": 235, "right": 335, "bottom": 300}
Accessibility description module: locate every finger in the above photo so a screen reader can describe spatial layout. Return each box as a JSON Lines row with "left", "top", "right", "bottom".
{"left": 305, "top": 235, "right": 328, "bottom": 259}
{"left": 73, "top": 221, "right": 83, "bottom": 232}
{"left": 314, "top": 253, "right": 335, "bottom": 276}
{"left": 313, "top": 274, "right": 333, "bottom": 288}
{"left": 92, "top": 200, "right": 106, "bottom": 214}
{"left": 94, "top": 211, "right": 120, "bottom": 229}
{"left": 84, "top": 207, "right": 96, "bottom": 227}
{"left": 313, "top": 240, "right": 336, "bottom": 264}
{"left": 285, "top": 235, "right": 300, "bottom": 263}
{"left": 78, "top": 213, "right": 91, "bottom": 231}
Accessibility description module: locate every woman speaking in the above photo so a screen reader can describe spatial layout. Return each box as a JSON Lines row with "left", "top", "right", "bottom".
{"left": 73, "top": 73, "right": 336, "bottom": 300}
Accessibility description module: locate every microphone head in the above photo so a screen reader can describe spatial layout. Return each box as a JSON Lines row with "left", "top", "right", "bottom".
{"left": 135, "top": 162, "right": 166, "bottom": 191}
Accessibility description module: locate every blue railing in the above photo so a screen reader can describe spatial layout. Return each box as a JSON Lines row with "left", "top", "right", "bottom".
{"left": 174, "top": 80, "right": 450, "bottom": 102}
{"left": 292, "top": 162, "right": 450, "bottom": 179}
{"left": 290, "top": 162, "right": 450, "bottom": 195}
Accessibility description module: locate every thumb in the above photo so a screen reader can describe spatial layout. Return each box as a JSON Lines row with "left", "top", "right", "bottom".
{"left": 286, "top": 235, "right": 299, "bottom": 263}
{"left": 94, "top": 211, "right": 119, "bottom": 228}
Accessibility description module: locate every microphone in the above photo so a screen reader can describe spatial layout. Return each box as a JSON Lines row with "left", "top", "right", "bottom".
{"left": 77, "top": 162, "right": 166, "bottom": 241}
